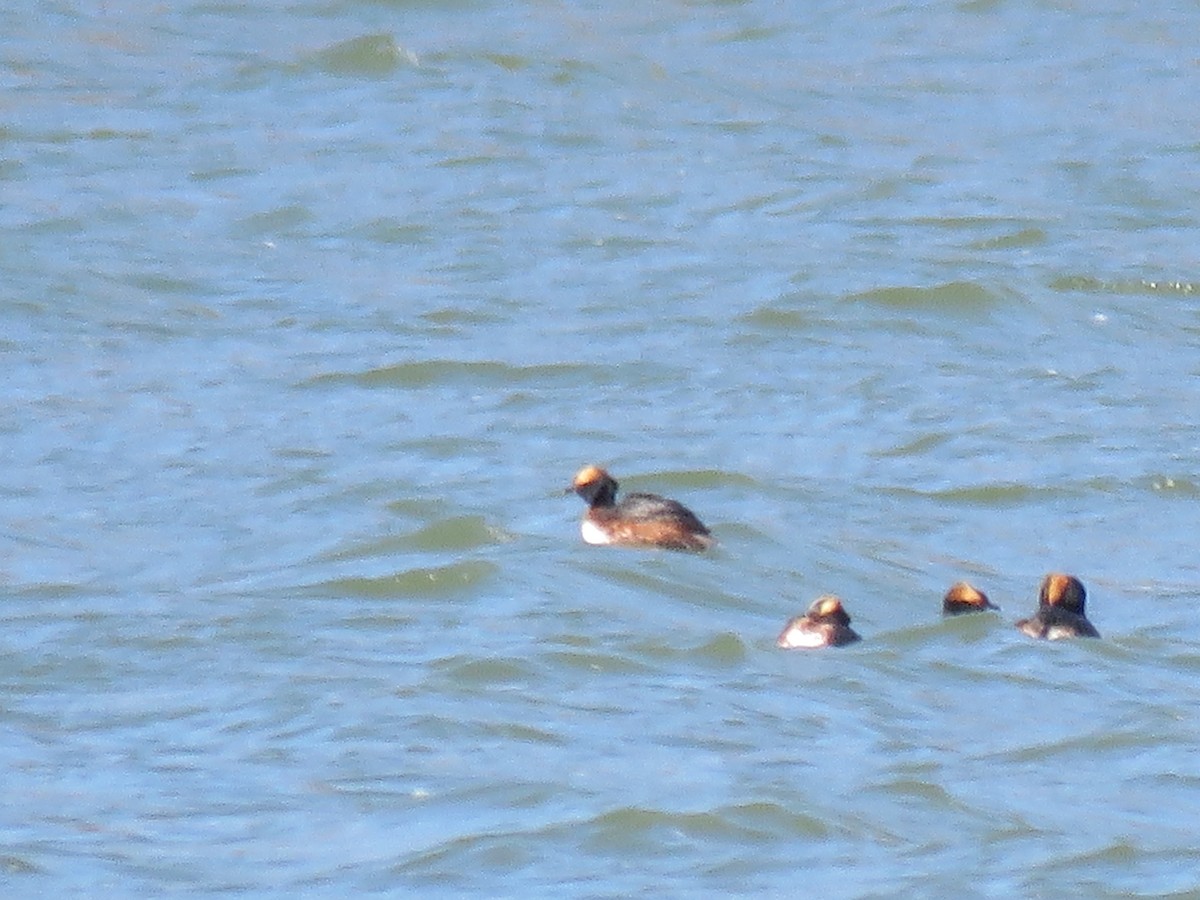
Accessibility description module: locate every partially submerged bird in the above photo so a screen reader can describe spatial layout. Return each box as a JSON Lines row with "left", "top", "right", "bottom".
{"left": 776, "top": 595, "right": 862, "bottom": 649}
{"left": 942, "top": 581, "right": 998, "bottom": 616}
{"left": 1016, "top": 573, "right": 1100, "bottom": 640}
{"left": 568, "top": 465, "right": 713, "bottom": 551}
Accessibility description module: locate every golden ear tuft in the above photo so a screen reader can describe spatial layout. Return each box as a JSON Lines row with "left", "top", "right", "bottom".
{"left": 815, "top": 595, "right": 843, "bottom": 616}
{"left": 1043, "top": 573, "right": 1070, "bottom": 604}
{"left": 948, "top": 581, "right": 987, "bottom": 604}
{"left": 572, "top": 465, "right": 607, "bottom": 487}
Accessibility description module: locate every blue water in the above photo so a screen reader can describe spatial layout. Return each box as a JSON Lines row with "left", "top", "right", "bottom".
{"left": 4, "top": 1, "right": 1200, "bottom": 895}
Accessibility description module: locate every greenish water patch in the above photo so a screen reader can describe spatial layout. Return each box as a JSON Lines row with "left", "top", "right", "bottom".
{"left": 912, "top": 215, "right": 1024, "bottom": 230}
{"left": 434, "top": 655, "right": 534, "bottom": 686}
{"left": 338, "top": 612, "right": 416, "bottom": 631}
{"left": 483, "top": 52, "right": 528, "bottom": 71}
{"left": 883, "top": 617, "right": 998, "bottom": 651}
{"left": 25, "top": 215, "right": 84, "bottom": 235}
{"left": 868, "top": 778, "right": 965, "bottom": 810}
{"left": 874, "top": 432, "right": 951, "bottom": 458}
{"left": 11, "top": 582, "right": 97, "bottom": 600}
{"left": 304, "top": 359, "right": 599, "bottom": 389}
{"left": 584, "top": 565, "right": 711, "bottom": 605}
{"left": 126, "top": 273, "right": 215, "bottom": 297}
{"left": 561, "top": 234, "right": 664, "bottom": 254}
{"left": 969, "top": 227, "right": 1048, "bottom": 250}
{"left": 308, "top": 33, "right": 414, "bottom": 78}
{"left": 997, "top": 728, "right": 1181, "bottom": 763}
{"left": 586, "top": 805, "right": 802, "bottom": 851}
{"left": 421, "top": 307, "right": 506, "bottom": 327}
{"left": 890, "top": 475, "right": 1126, "bottom": 504}
{"left": 1049, "top": 275, "right": 1198, "bottom": 295}
{"left": 234, "top": 204, "right": 313, "bottom": 237}
{"left": 403, "top": 516, "right": 507, "bottom": 551}
{"left": 737, "top": 306, "right": 810, "bottom": 330}
{"left": 629, "top": 631, "right": 747, "bottom": 666}
{"left": 323, "top": 518, "right": 505, "bottom": 562}
{"left": 0, "top": 854, "right": 44, "bottom": 875}
{"left": 1145, "top": 475, "right": 1200, "bottom": 496}
{"left": 317, "top": 560, "right": 495, "bottom": 598}
{"left": 400, "top": 435, "right": 502, "bottom": 459}
{"left": 585, "top": 807, "right": 730, "bottom": 850}
{"left": 32, "top": 127, "right": 152, "bottom": 145}
{"left": 385, "top": 496, "right": 454, "bottom": 519}
{"left": 630, "top": 468, "right": 760, "bottom": 491}
{"left": 188, "top": 165, "right": 256, "bottom": 183}
{"left": 435, "top": 154, "right": 513, "bottom": 169}
{"left": 846, "top": 281, "right": 999, "bottom": 311}
{"left": 721, "top": 801, "right": 829, "bottom": 839}
{"left": 887, "top": 483, "right": 1063, "bottom": 506}
{"left": 353, "top": 217, "right": 432, "bottom": 245}
{"left": 718, "top": 26, "right": 788, "bottom": 44}
{"left": 696, "top": 631, "right": 747, "bottom": 663}
{"left": 542, "top": 649, "right": 655, "bottom": 675}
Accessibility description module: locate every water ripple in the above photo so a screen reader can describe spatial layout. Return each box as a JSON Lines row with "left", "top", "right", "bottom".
{"left": 313, "top": 561, "right": 496, "bottom": 599}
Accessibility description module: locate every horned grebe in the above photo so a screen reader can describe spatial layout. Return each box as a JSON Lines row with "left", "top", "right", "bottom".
{"left": 1016, "top": 573, "right": 1100, "bottom": 640}
{"left": 776, "top": 595, "right": 861, "bottom": 649}
{"left": 568, "top": 465, "right": 713, "bottom": 551}
{"left": 942, "top": 581, "right": 998, "bottom": 616}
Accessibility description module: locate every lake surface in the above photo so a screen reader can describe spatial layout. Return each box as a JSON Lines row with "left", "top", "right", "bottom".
{"left": 4, "top": 1, "right": 1200, "bottom": 895}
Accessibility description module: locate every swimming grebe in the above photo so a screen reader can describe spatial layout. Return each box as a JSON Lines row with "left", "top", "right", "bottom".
{"left": 942, "top": 581, "right": 998, "bottom": 616}
{"left": 568, "top": 465, "right": 713, "bottom": 551}
{"left": 1016, "top": 573, "right": 1100, "bottom": 640}
{"left": 776, "top": 595, "right": 861, "bottom": 649}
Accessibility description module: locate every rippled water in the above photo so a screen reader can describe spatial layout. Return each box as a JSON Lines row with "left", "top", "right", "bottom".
{"left": 4, "top": 1, "right": 1200, "bottom": 895}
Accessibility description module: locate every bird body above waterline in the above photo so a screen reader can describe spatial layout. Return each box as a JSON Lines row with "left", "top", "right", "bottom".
{"left": 568, "top": 465, "right": 713, "bottom": 552}
{"left": 1016, "top": 573, "right": 1100, "bottom": 640}
{"left": 777, "top": 595, "right": 861, "bottom": 649}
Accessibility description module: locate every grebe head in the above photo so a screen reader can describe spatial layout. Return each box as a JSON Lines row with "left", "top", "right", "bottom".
{"left": 942, "top": 581, "right": 998, "bottom": 615}
{"left": 569, "top": 465, "right": 619, "bottom": 507}
{"left": 1039, "top": 573, "right": 1086, "bottom": 613}
{"left": 810, "top": 595, "right": 852, "bottom": 625}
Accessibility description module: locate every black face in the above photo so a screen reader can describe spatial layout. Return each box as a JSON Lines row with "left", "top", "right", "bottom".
{"left": 810, "top": 600, "right": 851, "bottom": 626}
{"left": 573, "top": 474, "right": 618, "bottom": 507}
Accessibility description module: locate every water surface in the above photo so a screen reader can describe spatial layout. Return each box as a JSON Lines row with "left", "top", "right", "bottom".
{"left": 3, "top": 1, "right": 1200, "bottom": 895}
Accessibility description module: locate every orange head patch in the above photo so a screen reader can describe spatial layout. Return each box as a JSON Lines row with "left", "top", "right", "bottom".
{"left": 943, "top": 581, "right": 994, "bottom": 611}
{"left": 1040, "top": 572, "right": 1086, "bottom": 611}
{"left": 572, "top": 465, "right": 608, "bottom": 488}
{"left": 811, "top": 595, "right": 847, "bottom": 620}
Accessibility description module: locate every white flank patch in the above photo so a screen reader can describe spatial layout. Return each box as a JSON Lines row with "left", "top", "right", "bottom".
{"left": 778, "top": 626, "right": 825, "bottom": 649}
{"left": 580, "top": 519, "right": 613, "bottom": 545}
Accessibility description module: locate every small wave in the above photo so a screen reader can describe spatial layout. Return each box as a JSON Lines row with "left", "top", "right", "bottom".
{"left": 993, "top": 728, "right": 1181, "bottom": 763}
{"left": 883, "top": 483, "right": 1061, "bottom": 506}
{"left": 302, "top": 359, "right": 600, "bottom": 389}
{"left": 308, "top": 34, "right": 418, "bottom": 78}
{"left": 431, "top": 654, "right": 538, "bottom": 688}
{"left": 844, "top": 281, "right": 1000, "bottom": 311}
{"left": 313, "top": 560, "right": 496, "bottom": 599}
{"left": 968, "top": 227, "right": 1048, "bottom": 250}
{"left": 1049, "top": 275, "right": 1198, "bottom": 295}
